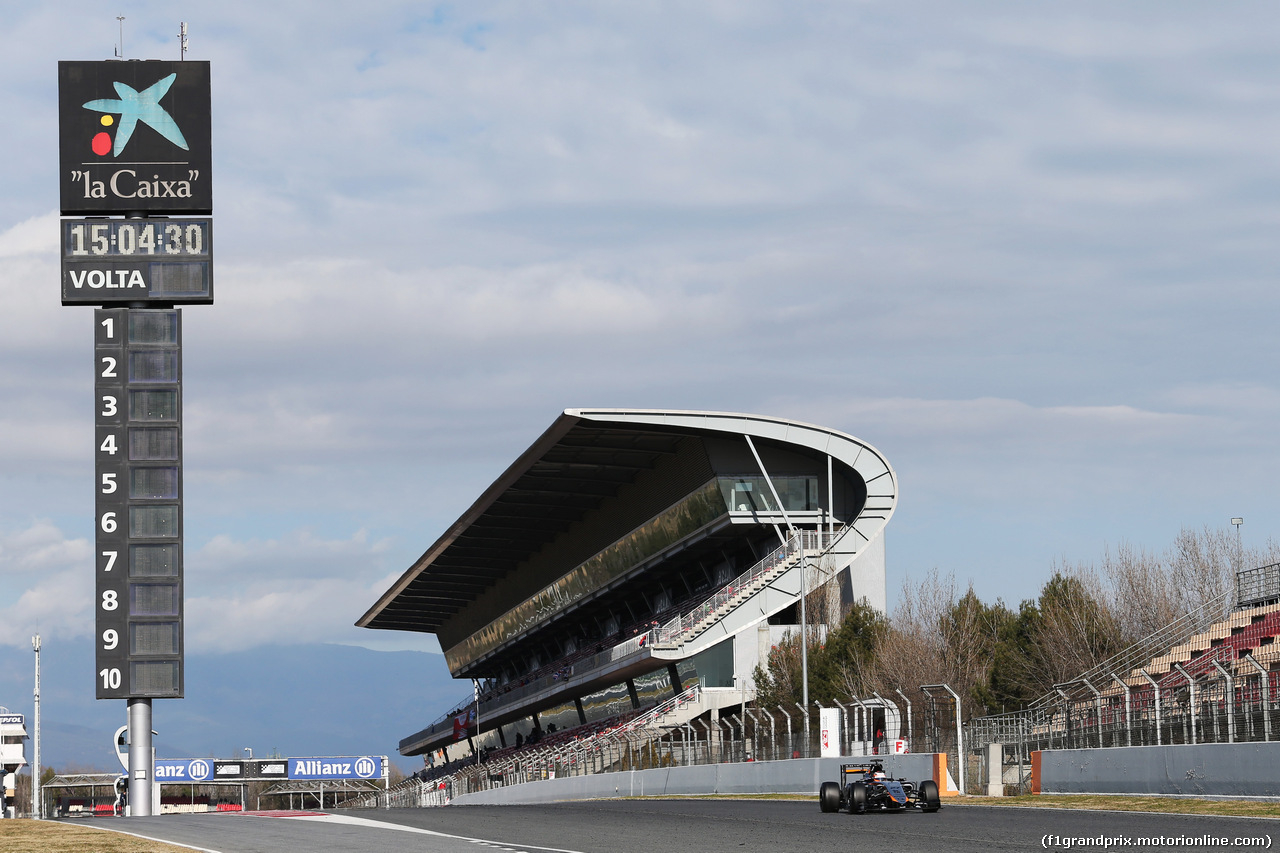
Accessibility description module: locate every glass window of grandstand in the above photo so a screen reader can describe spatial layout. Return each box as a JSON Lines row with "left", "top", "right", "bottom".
{"left": 720, "top": 476, "right": 818, "bottom": 513}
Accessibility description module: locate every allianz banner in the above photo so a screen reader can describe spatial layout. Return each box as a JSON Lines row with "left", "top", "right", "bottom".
{"left": 155, "top": 756, "right": 384, "bottom": 781}
{"left": 288, "top": 756, "right": 384, "bottom": 780}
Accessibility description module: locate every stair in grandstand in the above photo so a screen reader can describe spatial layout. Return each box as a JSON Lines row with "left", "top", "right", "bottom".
{"left": 649, "top": 529, "right": 838, "bottom": 652}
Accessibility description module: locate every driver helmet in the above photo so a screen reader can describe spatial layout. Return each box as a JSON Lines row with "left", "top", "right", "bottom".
{"left": 873, "top": 770, "right": 887, "bottom": 780}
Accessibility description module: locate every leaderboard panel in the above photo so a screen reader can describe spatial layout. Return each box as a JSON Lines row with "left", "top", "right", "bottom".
{"left": 95, "top": 308, "right": 184, "bottom": 699}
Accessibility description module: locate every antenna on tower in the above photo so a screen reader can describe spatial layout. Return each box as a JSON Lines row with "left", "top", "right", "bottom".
{"left": 179, "top": 22, "right": 189, "bottom": 60}
{"left": 114, "top": 16, "right": 125, "bottom": 59}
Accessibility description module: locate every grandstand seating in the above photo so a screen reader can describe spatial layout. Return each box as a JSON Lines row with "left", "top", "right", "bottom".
{"left": 1107, "top": 600, "right": 1280, "bottom": 697}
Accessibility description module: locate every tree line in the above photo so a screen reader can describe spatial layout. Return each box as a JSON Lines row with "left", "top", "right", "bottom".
{"left": 754, "top": 526, "right": 1278, "bottom": 722}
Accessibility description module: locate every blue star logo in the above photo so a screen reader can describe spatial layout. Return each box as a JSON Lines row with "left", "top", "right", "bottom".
{"left": 82, "top": 73, "right": 189, "bottom": 157}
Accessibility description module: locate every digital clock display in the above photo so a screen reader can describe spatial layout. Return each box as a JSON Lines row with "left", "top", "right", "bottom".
{"left": 64, "top": 219, "right": 209, "bottom": 258}
{"left": 60, "top": 218, "right": 214, "bottom": 306}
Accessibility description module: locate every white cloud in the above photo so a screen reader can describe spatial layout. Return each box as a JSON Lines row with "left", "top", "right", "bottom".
{"left": 0, "top": 522, "right": 92, "bottom": 645}
{"left": 0, "top": 212, "right": 57, "bottom": 257}
{"left": 4, "top": 1, "right": 1280, "bottom": 647}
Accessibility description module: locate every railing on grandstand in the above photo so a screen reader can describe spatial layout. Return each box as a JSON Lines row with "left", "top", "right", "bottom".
{"left": 1027, "top": 589, "right": 1233, "bottom": 711}
{"left": 969, "top": 586, "right": 1280, "bottom": 795}
{"left": 1239, "top": 562, "right": 1280, "bottom": 609}
{"left": 653, "top": 529, "right": 839, "bottom": 647}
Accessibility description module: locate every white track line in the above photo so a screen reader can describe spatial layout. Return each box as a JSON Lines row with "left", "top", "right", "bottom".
{"left": 276, "top": 811, "right": 590, "bottom": 852}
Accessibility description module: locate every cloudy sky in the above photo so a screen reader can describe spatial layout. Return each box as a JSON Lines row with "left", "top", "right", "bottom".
{"left": 3, "top": 2, "right": 1280, "bottom": 667}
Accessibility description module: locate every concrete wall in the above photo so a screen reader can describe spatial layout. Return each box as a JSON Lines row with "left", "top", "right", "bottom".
{"left": 453, "top": 754, "right": 939, "bottom": 806}
{"left": 1034, "top": 742, "right": 1280, "bottom": 797}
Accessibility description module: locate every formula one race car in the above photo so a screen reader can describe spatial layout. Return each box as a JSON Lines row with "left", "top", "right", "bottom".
{"left": 818, "top": 762, "right": 941, "bottom": 814}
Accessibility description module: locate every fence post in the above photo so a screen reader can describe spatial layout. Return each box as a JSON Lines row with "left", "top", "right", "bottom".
{"left": 834, "top": 700, "right": 852, "bottom": 755}
{"left": 795, "top": 703, "right": 810, "bottom": 758}
{"left": 1109, "top": 673, "right": 1132, "bottom": 747}
{"left": 777, "top": 705, "right": 793, "bottom": 758}
{"left": 1211, "top": 660, "right": 1235, "bottom": 744}
{"left": 872, "top": 691, "right": 899, "bottom": 752}
{"left": 1080, "top": 678, "right": 1103, "bottom": 749}
{"left": 1172, "top": 662, "right": 1197, "bottom": 746}
{"left": 850, "top": 696, "right": 871, "bottom": 754}
{"left": 895, "top": 688, "right": 913, "bottom": 748}
{"left": 1244, "top": 653, "right": 1271, "bottom": 742}
{"left": 1139, "top": 669, "right": 1161, "bottom": 747}
{"left": 766, "top": 709, "right": 777, "bottom": 760}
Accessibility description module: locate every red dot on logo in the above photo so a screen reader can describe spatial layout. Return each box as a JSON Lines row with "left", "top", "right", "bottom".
{"left": 92, "top": 132, "right": 111, "bottom": 156}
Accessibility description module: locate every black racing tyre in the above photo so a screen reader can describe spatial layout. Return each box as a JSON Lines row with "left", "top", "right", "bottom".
{"left": 919, "top": 779, "right": 941, "bottom": 813}
{"left": 819, "top": 781, "right": 841, "bottom": 813}
{"left": 847, "top": 781, "right": 868, "bottom": 814}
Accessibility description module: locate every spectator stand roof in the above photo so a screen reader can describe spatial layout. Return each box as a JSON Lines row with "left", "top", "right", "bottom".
{"left": 358, "top": 408, "right": 896, "bottom": 642}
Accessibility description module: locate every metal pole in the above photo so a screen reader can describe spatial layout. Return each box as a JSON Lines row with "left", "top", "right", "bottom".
{"left": 473, "top": 679, "right": 481, "bottom": 767}
{"left": 849, "top": 696, "right": 870, "bottom": 754}
{"left": 127, "top": 699, "right": 153, "bottom": 815}
{"left": 1140, "top": 669, "right": 1161, "bottom": 746}
{"left": 1080, "top": 678, "right": 1103, "bottom": 749}
{"left": 1109, "top": 673, "right": 1132, "bottom": 748}
{"left": 834, "top": 700, "right": 851, "bottom": 755}
{"left": 31, "top": 635, "right": 41, "bottom": 820}
{"left": 1233, "top": 518, "right": 1244, "bottom": 575}
{"left": 872, "top": 691, "right": 898, "bottom": 750}
{"left": 1211, "top": 661, "right": 1235, "bottom": 744}
{"left": 933, "top": 684, "right": 964, "bottom": 795}
{"left": 777, "top": 705, "right": 792, "bottom": 758}
{"left": 895, "top": 688, "right": 913, "bottom": 747}
{"left": 795, "top": 703, "right": 810, "bottom": 759}
{"left": 745, "top": 434, "right": 807, "bottom": 708}
{"left": 1244, "top": 654, "right": 1270, "bottom": 742}
{"left": 826, "top": 454, "right": 834, "bottom": 541}
{"left": 1172, "top": 663, "right": 1196, "bottom": 745}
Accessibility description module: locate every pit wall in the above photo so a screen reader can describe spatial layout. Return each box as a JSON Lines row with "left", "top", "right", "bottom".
{"left": 452, "top": 754, "right": 950, "bottom": 806}
{"left": 1031, "top": 743, "right": 1280, "bottom": 798}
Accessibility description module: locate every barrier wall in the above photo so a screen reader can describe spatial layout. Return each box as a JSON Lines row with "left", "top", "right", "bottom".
{"left": 1033, "top": 743, "right": 1280, "bottom": 797}
{"left": 453, "top": 755, "right": 942, "bottom": 806}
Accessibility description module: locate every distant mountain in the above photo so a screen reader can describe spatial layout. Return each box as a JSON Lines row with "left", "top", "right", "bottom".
{"left": 0, "top": 638, "right": 464, "bottom": 775}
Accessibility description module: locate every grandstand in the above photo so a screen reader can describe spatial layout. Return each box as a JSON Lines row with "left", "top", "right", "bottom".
{"left": 358, "top": 409, "right": 897, "bottom": 772}
{"left": 968, "top": 562, "right": 1280, "bottom": 793}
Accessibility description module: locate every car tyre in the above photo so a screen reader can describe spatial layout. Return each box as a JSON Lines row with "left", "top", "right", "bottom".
{"left": 819, "top": 781, "right": 840, "bottom": 813}
{"left": 919, "top": 779, "right": 941, "bottom": 813}
{"left": 847, "top": 781, "right": 868, "bottom": 814}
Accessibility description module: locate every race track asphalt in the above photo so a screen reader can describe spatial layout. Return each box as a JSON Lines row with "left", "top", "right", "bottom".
{"left": 97, "top": 799, "right": 1277, "bottom": 853}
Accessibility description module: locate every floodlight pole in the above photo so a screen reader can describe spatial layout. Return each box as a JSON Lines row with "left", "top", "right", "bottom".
{"left": 744, "top": 435, "right": 807, "bottom": 709}
{"left": 1232, "top": 518, "right": 1244, "bottom": 575}
{"left": 32, "top": 635, "right": 41, "bottom": 820}
{"left": 473, "top": 679, "right": 481, "bottom": 767}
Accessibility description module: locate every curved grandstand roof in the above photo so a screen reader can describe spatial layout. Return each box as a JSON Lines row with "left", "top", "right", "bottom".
{"left": 357, "top": 409, "right": 897, "bottom": 637}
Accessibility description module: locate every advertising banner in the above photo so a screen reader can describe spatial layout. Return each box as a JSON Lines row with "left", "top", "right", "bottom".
{"left": 155, "top": 756, "right": 385, "bottom": 782}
